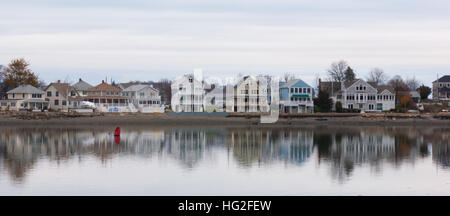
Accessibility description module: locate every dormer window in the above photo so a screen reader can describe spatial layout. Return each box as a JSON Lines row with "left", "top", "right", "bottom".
{"left": 189, "top": 78, "right": 193, "bottom": 83}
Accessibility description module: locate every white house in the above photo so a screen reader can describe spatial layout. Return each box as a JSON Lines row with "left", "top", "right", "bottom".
{"left": 122, "top": 84, "right": 164, "bottom": 113}
{"left": 171, "top": 74, "right": 207, "bottom": 112}
{"left": 204, "top": 85, "right": 226, "bottom": 112}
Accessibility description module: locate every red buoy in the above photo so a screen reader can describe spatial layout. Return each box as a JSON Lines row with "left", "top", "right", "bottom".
{"left": 114, "top": 126, "right": 120, "bottom": 136}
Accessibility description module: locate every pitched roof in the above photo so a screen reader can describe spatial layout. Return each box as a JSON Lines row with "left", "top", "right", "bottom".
{"left": 435, "top": 75, "right": 450, "bottom": 82}
{"left": 119, "top": 82, "right": 144, "bottom": 89}
{"left": 72, "top": 78, "right": 92, "bottom": 91}
{"left": 123, "top": 84, "right": 159, "bottom": 92}
{"left": 281, "top": 79, "right": 312, "bottom": 88}
{"left": 343, "top": 79, "right": 360, "bottom": 88}
{"left": 7, "top": 85, "right": 44, "bottom": 94}
{"left": 377, "top": 85, "right": 395, "bottom": 93}
{"left": 45, "top": 82, "right": 78, "bottom": 97}
{"left": 88, "top": 81, "right": 122, "bottom": 92}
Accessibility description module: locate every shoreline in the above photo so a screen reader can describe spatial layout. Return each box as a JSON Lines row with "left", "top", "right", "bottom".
{"left": 0, "top": 113, "right": 449, "bottom": 127}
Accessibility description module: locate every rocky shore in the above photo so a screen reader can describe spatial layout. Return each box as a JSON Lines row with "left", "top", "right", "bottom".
{"left": 0, "top": 111, "right": 449, "bottom": 127}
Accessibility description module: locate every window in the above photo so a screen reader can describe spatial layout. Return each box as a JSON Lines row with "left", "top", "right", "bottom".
{"left": 22, "top": 93, "right": 25, "bottom": 98}
{"left": 1, "top": 102, "right": 6, "bottom": 106}
{"left": 295, "top": 88, "right": 298, "bottom": 93}
{"left": 11, "top": 102, "right": 16, "bottom": 107}
{"left": 47, "top": 91, "right": 52, "bottom": 97}
{"left": 12, "top": 93, "right": 15, "bottom": 98}
{"left": 56, "top": 91, "right": 59, "bottom": 97}
{"left": 62, "top": 100, "right": 66, "bottom": 106}
{"left": 140, "top": 92, "right": 145, "bottom": 98}
{"left": 55, "top": 100, "right": 59, "bottom": 105}
{"left": 307, "top": 88, "right": 311, "bottom": 93}
{"left": 290, "top": 88, "right": 294, "bottom": 93}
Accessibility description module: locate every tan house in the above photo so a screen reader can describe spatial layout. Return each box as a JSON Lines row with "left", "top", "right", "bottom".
{"left": 85, "top": 80, "right": 131, "bottom": 112}
{"left": 45, "top": 81, "right": 80, "bottom": 111}
{"left": 0, "top": 85, "right": 48, "bottom": 111}
{"left": 229, "top": 76, "right": 269, "bottom": 113}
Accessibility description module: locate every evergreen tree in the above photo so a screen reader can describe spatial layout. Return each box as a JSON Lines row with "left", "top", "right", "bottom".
{"left": 314, "top": 90, "right": 333, "bottom": 112}
{"left": 417, "top": 85, "right": 431, "bottom": 100}
{"left": 344, "top": 66, "right": 356, "bottom": 82}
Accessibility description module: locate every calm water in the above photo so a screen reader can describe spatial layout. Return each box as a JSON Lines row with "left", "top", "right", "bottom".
{"left": 0, "top": 125, "right": 449, "bottom": 195}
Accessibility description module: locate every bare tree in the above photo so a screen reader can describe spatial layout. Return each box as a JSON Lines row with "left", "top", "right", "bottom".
{"left": 388, "top": 75, "right": 409, "bottom": 93}
{"left": 405, "top": 76, "right": 420, "bottom": 90}
{"left": 327, "top": 60, "right": 348, "bottom": 82}
{"left": 283, "top": 72, "right": 295, "bottom": 82}
{"left": 367, "top": 68, "right": 388, "bottom": 85}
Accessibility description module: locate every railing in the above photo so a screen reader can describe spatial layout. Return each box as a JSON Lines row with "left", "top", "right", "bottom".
{"left": 94, "top": 103, "right": 129, "bottom": 107}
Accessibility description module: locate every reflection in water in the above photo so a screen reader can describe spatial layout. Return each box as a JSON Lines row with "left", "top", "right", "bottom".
{"left": 0, "top": 126, "right": 449, "bottom": 184}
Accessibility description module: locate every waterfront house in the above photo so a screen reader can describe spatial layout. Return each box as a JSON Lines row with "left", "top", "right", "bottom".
{"left": 0, "top": 85, "right": 48, "bottom": 111}
{"left": 85, "top": 80, "right": 131, "bottom": 112}
{"left": 72, "top": 78, "right": 93, "bottom": 96}
{"left": 279, "top": 79, "right": 314, "bottom": 113}
{"left": 228, "top": 75, "right": 269, "bottom": 113}
{"left": 396, "top": 90, "right": 421, "bottom": 104}
{"left": 319, "top": 79, "right": 395, "bottom": 112}
{"left": 171, "top": 74, "right": 207, "bottom": 112}
{"left": 45, "top": 80, "right": 80, "bottom": 111}
{"left": 122, "top": 84, "right": 164, "bottom": 113}
{"left": 204, "top": 85, "right": 226, "bottom": 112}
{"left": 432, "top": 75, "right": 450, "bottom": 101}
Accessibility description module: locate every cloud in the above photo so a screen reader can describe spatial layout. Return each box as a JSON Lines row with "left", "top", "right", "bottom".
{"left": 0, "top": 1, "right": 450, "bottom": 86}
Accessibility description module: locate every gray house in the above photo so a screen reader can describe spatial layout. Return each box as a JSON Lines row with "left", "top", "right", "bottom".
{"left": 319, "top": 79, "right": 395, "bottom": 112}
{"left": 72, "top": 78, "right": 93, "bottom": 96}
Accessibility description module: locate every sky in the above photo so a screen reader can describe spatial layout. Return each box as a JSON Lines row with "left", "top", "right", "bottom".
{"left": 1, "top": 0, "right": 450, "bottom": 86}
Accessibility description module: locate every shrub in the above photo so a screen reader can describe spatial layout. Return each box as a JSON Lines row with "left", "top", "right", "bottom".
{"left": 335, "top": 101, "right": 343, "bottom": 113}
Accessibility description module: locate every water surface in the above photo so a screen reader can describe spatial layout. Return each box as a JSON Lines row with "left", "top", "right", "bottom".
{"left": 0, "top": 126, "right": 449, "bottom": 195}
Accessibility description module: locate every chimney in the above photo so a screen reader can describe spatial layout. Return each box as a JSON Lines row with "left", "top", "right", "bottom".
{"left": 79, "top": 78, "right": 82, "bottom": 82}
{"left": 102, "top": 80, "right": 105, "bottom": 84}
{"left": 57, "top": 80, "right": 60, "bottom": 83}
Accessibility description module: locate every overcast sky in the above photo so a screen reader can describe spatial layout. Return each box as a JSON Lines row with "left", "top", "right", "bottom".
{"left": 1, "top": 0, "right": 450, "bottom": 86}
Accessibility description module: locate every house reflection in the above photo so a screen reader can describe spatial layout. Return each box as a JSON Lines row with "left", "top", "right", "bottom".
{"left": 228, "top": 129, "right": 313, "bottom": 167}
{"left": 0, "top": 126, "right": 449, "bottom": 183}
